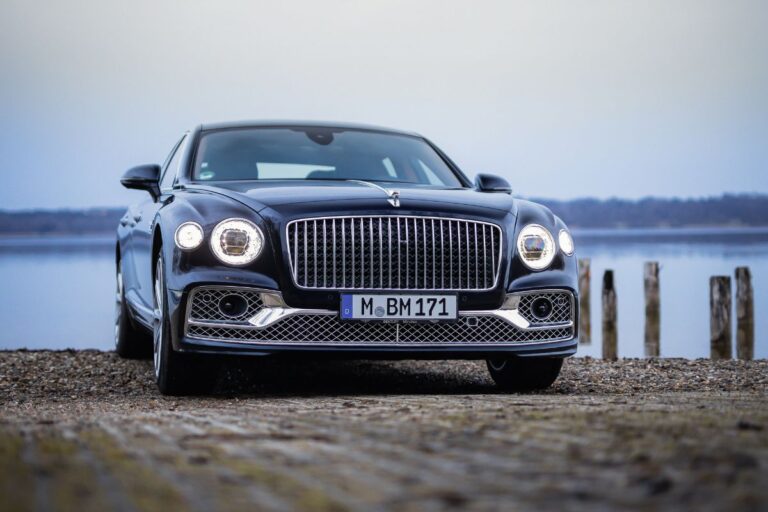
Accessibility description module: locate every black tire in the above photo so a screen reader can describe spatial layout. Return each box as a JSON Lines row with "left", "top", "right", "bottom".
{"left": 486, "top": 357, "right": 564, "bottom": 392}
{"left": 153, "top": 252, "right": 216, "bottom": 396}
{"left": 114, "top": 260, "right": 152, "bottom": 359}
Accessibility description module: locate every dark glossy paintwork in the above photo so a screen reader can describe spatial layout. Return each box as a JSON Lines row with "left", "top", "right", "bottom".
{"left": 118, "top": 121, "right": 578, "bottom": 358}
{"left": 474, "top": 173, "right": 513, "bottom": 194}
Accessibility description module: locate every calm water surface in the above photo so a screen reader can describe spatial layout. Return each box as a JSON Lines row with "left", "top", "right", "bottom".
{"left": 1, "top": 230, "right": 765, "bottom": 358}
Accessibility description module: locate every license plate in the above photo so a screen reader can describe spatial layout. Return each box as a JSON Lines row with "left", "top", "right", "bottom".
{"left": 340, "top": 294, "right": 458, "bottom": 321}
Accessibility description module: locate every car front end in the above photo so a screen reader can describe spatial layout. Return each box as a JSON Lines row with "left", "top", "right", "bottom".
{"left": 163, "top": 201, "right": 578, "bottom": 361}
{"left": 120, "top": 121, "right": 579, "bottom": 394}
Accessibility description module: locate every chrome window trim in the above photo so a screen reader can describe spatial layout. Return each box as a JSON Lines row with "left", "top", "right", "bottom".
{"left": 160, "top": 133, "right": 189, "bottom": 193}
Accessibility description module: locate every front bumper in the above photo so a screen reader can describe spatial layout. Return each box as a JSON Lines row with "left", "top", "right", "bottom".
{"left": 171, "top": 286, "right": 579, "bottom": 359}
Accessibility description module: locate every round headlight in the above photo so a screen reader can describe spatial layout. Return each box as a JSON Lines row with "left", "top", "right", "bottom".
{"left": 210, "top": 218, "right": 264, "bottom": 266}
{"left": 516, "top": 224, "right": 555, "bottom": 270}
{"left": 174, "top": 222, "right": 204, "bottom": 251}
{"left": 559, "top": 229, "right": 574, "bottom": 256}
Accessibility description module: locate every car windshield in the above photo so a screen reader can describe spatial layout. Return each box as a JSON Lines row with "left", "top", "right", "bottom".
{"left": 192, "top": 127, "right": 465, "bottom": 187}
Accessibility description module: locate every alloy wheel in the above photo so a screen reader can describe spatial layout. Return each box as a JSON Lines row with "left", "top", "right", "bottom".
{"left": 153, "top": 257, "right": 164, "bottom": 379}
{"left": 114, "top": 265, "right": 123, "bottom": 347}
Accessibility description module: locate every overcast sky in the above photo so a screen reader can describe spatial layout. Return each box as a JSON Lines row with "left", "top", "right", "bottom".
{"left": 0, "top": 0, "right": 766, "bottom": 209}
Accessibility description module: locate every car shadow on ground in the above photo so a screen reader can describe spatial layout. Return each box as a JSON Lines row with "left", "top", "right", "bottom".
{"left": 209, "top": 358, "right": 503, "bottom": 397}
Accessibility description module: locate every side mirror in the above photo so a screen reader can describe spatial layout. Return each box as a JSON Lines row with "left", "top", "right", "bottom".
{"left": 474, "top": 173, "right": 512, "bottom": 194}
{"left": 121, "top": 164, "right": 161, "bottom": 200}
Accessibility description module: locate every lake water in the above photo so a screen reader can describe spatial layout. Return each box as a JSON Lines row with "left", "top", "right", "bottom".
{"left": 1, "top": 229, "right": 765, "bottom": 358}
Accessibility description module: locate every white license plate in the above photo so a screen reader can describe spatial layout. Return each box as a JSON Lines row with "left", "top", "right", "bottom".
{"left": 340, "top": 294, "right": 458, "bottom": 320}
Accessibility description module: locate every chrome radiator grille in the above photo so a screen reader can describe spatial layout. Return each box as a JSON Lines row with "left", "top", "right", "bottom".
{"left": 286, "top": 216, "right": 503, "bottom": 290}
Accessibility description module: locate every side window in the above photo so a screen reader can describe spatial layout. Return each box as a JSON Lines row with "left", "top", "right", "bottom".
{"left": 159, "top": 136, "right": 187, "bottom": 191}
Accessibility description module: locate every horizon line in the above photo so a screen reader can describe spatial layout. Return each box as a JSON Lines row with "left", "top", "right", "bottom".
{"left": 1, "top": 192, "right": 766, "bottom": 214}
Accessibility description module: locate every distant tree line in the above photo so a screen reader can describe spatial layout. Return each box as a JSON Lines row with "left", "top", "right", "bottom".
{"left": 0, "top": 194, "right": 766, "bottom": 235}
{"left": 0, "top": 208, "right": 125, "bottom": 235}
{"left": 534, "top": 194, "right": 768, "bottom": 228}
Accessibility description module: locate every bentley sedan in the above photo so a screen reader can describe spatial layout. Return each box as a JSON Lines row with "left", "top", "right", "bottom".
{"left": 116, "top": 121, "right": 578, "bottom": 395}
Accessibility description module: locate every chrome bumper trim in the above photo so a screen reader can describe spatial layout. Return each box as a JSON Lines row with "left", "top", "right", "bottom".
{"left": 184, "top": 286, "right": 576, "bottom": 346}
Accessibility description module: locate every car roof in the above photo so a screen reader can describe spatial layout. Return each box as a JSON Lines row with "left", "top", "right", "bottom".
{"left": 198, "top": 120, "right": 422, "bottom": 137}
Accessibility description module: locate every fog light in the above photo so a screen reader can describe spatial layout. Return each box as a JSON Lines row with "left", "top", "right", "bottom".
{"left": 531, "top": 297, "right": 553, "bottom": 319}
{"left": 218, "top": 294, "right": 248, "bottom": 318}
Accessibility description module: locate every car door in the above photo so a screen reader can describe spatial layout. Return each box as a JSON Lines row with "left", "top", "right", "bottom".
{"left": 119, "top": 202, "right": 143, "bottom": 308}
{"left": 133, "top": 134, "right": 188, "bottom": 309}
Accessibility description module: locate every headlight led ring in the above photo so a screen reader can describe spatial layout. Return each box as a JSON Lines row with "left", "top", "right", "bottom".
{"left": 210, "top": 218, "right": 264, "bottom": 266}
{"left": 516, "top": 224, "right": 556, "bottom": 271}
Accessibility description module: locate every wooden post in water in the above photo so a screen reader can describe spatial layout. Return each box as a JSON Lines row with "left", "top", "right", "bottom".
{"left": 709, "top": 276, "right": 732, "bottom": 360}
{"left": 735, "top": 267, "right": 754, "bottom": 360}
{"left": 578, "top": 258, "right": 591, "bottom": 344}
{"left": 602, "top": 270, "right": 617, "bottom": 360}
{"left": 644, "top": 262, "right": 660, "bottom": 357}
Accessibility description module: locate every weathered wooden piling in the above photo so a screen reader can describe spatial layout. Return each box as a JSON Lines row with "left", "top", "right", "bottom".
{"left": 644, "top": 262, "right": 660, "bottom": 357}
{"left": 709, "top": 276, "right": 732, "bottom": 360}
{"left": 602, "top": 270, "right": 617, "bottom": 360}
{"left": 578, "top": 258, "right": 591, "bottom": 344}
{"left": 735, "top": 267, "right": 754, "bottom": 360}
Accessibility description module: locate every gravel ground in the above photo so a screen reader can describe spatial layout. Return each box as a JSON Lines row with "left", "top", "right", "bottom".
{"left": 1, "top": 351, "right": 767, "bottom": 511}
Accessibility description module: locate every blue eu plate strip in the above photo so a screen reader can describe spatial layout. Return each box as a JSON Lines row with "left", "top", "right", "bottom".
{"left": 340, "top": 294, "right": 353, "bottom": 319}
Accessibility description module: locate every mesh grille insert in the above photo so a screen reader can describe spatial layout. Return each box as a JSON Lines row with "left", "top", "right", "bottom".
{"left": 188, "top": 287, "right": 265, "bottom": 323}
{"left": 187, "top": 317, "right": 572, "bottom": 346}
{"left": 185, "top": 286, "right": 575, "bottom": 346}
{"left": 517, "top": 291, "right": 573, "bottom": 325}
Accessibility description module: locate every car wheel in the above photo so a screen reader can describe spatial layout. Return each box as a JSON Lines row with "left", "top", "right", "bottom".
{"left": 486, "top": 357, "right": 564, "bottom": 392}
{"left": 114, "top": 260, "right": 152, "bottom": 359}
{"left": 153, "top": 252, "right": 214, "bottom": 396}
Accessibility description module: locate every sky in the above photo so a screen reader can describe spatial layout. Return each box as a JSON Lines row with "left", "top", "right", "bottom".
{"left": 0, "top": 0, "right": 766, "bottom": 209}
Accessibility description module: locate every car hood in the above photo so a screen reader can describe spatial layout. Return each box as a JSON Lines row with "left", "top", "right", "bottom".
{"left": 186, "top": 181, "right": 517, "bottom": 220}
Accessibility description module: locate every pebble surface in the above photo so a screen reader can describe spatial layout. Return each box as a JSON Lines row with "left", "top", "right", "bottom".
{"left": 1, "top": 351, "right": 766, "bottom": 511}
{"left": 1, "top": 350, "right": 765, "bottom": 405}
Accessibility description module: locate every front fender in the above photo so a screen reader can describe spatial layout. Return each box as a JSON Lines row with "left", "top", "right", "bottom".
{"left": 506, "top": 199, "right": 578, "bottom": 293}
{"left": 154, "top": 190, "right": 282, "bottom": 296}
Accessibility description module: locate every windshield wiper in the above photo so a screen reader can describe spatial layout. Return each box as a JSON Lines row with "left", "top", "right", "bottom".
{"left": 299, "top": 177, "right": 415, "bottom": 185}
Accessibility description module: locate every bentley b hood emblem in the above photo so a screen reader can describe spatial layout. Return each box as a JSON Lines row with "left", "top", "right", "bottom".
{"left": 347, "top": 180, "right": 401, "bottom": 207}
{"left": 387, "top": 189, "right": 400, "bottom": 208}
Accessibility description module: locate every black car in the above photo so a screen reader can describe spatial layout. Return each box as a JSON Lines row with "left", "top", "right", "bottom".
{"left": 116, "top": 121, "right": 578, "bottom": 395}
